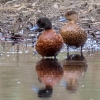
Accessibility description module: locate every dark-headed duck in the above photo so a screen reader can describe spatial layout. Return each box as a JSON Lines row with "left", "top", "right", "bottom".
{"left": 31, "top": 17, "right": 63, "bottom": 58}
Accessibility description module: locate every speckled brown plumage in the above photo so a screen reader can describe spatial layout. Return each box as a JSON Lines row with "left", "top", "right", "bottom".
{"left": 36, "top": 30, "right": 63, "bottom": 57}
{"left": 60, "top": 10, "right": 87, "bottom": 50}
{"left": 60, "top": 22, "right": 87, "bottom": 47}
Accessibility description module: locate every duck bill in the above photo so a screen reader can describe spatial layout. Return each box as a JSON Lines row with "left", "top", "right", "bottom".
{"left": 58, "top": 17, "right": 67, "bottom": 22}
{"left": 30, "top": 25, "right": 39, "bottom": 31}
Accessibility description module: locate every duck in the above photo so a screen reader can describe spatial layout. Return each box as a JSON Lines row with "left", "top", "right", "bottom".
{"left": 60, "top": 11, "right": 87, "bottom": 55}
{"left": 30, "top": 17, "right": 63, "bottom": 58}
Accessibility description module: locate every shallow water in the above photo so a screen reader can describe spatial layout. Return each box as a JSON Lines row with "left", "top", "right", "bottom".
{"left": 0, "top": 41, "right": 100, "bottom": 100}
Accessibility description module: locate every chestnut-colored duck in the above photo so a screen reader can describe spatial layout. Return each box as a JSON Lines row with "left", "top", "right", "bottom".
{"left": 60, "top": 11, "right": 87, "bottom": 55}
{"left": 31, "top": 17, "right": 63, "bottom": 58}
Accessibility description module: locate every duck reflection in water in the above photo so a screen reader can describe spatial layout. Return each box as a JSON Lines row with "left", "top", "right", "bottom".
{"left": 62, "top": 54, "right": 88, "bottom": 93}
{"left": 36, "top": 58, "right": 63, "bottom": 97}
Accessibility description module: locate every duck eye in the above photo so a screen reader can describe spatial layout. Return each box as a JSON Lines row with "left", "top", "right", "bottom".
{"left": 40, "top": 20, "right": 44, "bottom": 23}
{"left": 38, "top": 20, "right": 44, "bottom": 24}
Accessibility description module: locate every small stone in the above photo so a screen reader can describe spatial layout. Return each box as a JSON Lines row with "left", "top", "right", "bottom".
{"left": 82, "top": 85, "right": 84, "bottom": 87}
{"left": 18, "top": 82, "right": 20, "bottom": 84}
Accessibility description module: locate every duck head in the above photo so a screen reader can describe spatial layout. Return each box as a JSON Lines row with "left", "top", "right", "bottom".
{"left": 30, "top": 17, "right": 52, "bottom": 31}
{"left": 59, "top": 10, "right": 78, "bottom": 23}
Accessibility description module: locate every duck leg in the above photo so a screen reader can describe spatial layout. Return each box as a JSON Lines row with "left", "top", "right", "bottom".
{"left": 67, "top": 46, "right": 69, "bottom": 57}
{"left": 80, "top": 45, "right": 83, "bottom": 56}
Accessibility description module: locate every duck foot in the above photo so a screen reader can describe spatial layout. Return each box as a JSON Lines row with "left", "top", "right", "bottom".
{"left": 80, "top": 45, "right": 83, "bottom": 56}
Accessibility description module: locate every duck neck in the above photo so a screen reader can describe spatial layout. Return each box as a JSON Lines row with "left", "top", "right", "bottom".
{"left": 45, "top": 29, "right": 53, "bottom": 32}
{"left": 69, "top": 20, "right": 76, "bottom": 24}
{"left": 45, "top": 26, "right": 52, "bottom": 30}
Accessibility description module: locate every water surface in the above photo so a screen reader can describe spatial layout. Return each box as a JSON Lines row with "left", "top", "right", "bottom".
{"left": 0, "top": 42, "right": 100, "bottom": 100}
